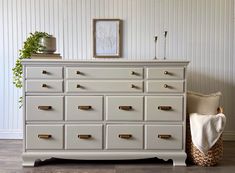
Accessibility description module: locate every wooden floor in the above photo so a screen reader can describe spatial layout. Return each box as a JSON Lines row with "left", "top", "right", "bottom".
{"left": 0, "top": 140, "right": 235, "bottom": 173}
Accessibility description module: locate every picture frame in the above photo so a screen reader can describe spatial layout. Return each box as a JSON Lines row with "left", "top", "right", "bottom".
{"left": 93, "top": 19, "right": 121, "bottom": 58}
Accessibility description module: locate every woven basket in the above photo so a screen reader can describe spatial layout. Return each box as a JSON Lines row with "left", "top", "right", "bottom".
{"left": 186, "top": 107, "right": 224, "bottom": 166}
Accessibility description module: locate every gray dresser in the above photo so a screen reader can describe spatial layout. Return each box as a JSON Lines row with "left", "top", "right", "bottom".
{"left": 22, "top": 59, "right": 189, "bottom": 166}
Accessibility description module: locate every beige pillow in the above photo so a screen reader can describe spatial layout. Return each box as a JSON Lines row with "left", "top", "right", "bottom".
{"left": 187, "top": 91, "right": 221, "bottom": 115}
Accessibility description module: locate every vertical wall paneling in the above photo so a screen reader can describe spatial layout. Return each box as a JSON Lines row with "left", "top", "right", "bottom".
{"left": 3, "top": 0, "right": 9, "bottom": 131}
{"left": 0, "top": 0, "right": 4, "bottom": 130}
{"left": 0, "top": 0, "right": 235, "bottom": 139}
{"left": 233, "top": 0, "right": 235, "bottom": 124}
{"left": 122, "top": 0, "right": 127, "bottom": 58}
{"left": 9, "top": 0, "right": 14, "bottom": 131}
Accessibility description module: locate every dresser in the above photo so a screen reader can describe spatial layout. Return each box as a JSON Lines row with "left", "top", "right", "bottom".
{"left": 22, "top": 59, "right": 189, "bottom": 166}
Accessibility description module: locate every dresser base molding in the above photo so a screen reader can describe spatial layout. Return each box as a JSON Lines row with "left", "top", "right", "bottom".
{"left": 22, "top": 151, "right": 186, "bottom": 167}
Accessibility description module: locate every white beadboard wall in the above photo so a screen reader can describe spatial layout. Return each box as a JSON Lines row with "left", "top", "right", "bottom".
{"left": 0, "top": 0, "right": 234, "bottom": 140}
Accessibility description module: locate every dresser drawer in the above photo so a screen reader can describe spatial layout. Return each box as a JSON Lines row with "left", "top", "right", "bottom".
{"left": 146, "top": 67, "right": 184, "bottom": 79}
{"left": 106, "top": 96, "right": 143, "bottom": 121}
{"left": 145, "top": 125, "right": 183, "bottom": 150}
{"left": 145, "top": 96, "right": 183, "bottom": 121}
{"left": 65, "top": 125, "right": 103, "bottom": 149}
{"left": 66, "top": 80, "right": 143, "bottom": 93}
{"left": 26, "top": 67, "right": 63, "bottom": 79}
{"left": 146, "top": 81, "right": 184, "bottom": 93}
{"left": 106, "top": 125, "right": 143, "bottom": 149}
{"left": 26, "top": 125, "right": 63, "bottom": 149}
{"left": 65, "top": 96, "right": 103, "bottom": 121}
{"left": 26, "top": 96, "right": 63, "bottom": 121}
{"left": 66, "top": 67, "right": 143, "bottom": 79}
{"left": 26, "top": 80, "right": 63, "bottom": 92}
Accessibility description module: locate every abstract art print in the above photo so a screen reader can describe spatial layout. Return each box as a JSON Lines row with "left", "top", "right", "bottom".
{"left": 93, "top": 19, "right": 121, "bottom": 58}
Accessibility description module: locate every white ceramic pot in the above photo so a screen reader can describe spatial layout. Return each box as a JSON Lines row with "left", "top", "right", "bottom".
{"left": 39, "top": 36, "right": 56, "bottom": 53}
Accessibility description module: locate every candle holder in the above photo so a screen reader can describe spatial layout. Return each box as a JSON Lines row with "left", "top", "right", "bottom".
{"left": 164, "top": 31, "right": 168, "bottom": 60}
{"left": 154, "top": 36, "right": 158, "bottom": 60}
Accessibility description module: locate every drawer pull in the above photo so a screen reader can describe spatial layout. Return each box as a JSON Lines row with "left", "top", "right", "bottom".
{"left": 131, "top": 84, "right": 138, "bottom": 88}
{"left": 131, "top": 71, "right": 137, "bottom": 75}
{"left": 164, "top": 71, "right": 169, "bottom": 75}
{"left": 119, "top": 106, "right": 132, "bottom": 110}
{"left": 119, "top": 134, "right": 132, "bottom": 139}
{"left": 42, "top": 70, "right": 47, "bottom": 74}
{"left": 163, "top": 84, "right": 168, "bottom": 88}
{"left": 158, "top": 134, "right": 172, "bottom": 139}
{"left": 38, "top": 106, "right": 52, "bottom": 110}
{"left": 78, "top": 105, "right": 92, "bottom": 110}
{"left": 77, "top": 84, "right": 85, "bottom": 89}
{"left": 158, "top": 106, "right": 172, "bottom": 111}
{"left": 38, "top": 134, "right": 52, "bottom": 139}
{"left": 76, "top": 71, "right": 81, "bottom": 74}
{"left": 42, "top": 84, "right": 47, "bottom": 87}
{"left": 78, "top": 134, "right": 92, "bottom": 139}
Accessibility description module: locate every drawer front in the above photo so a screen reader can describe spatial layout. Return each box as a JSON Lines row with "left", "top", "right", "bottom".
{"left": 146, "top": 81, "right": 184, "bottom": 93}
{"left": 106, "top": 125, "right": 143, "bottom": 149}
{"left": 26, "top": 80, "right": 63, "bottom": 92}
{"left": 146, "top": 67, "right": 184, "bottom": 79}
{"left": 66, "top": 67, "right": 143, "bottom": 79}
{"left": 145, "top": 125, "right": 183, "bottom": 150}
{"left": 145, "top": 96, "right": 183, "bottom": 121}
{"left": 26, "top": 67, "right": 63, "bottom": 79}
{"left": 106, "top": 96, "right": 143, "bottom": 121}
{"left": 65, "top": 125, "right": 103, "bottom": 149}
{"left": 26, "top": 96, "right": 63, "bottom": 121}
{"left": 26, "top": 125, "right": 63, "bottom": 149}
{"left": 65, "top": 96, "right": 103, "bottom": 121}
{"left": 66, "top": 80, "right": 143, "bottom": 93}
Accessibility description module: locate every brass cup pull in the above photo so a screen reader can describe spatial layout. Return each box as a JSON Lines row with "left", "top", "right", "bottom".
{"left": 119, "top": 134, "right": 132, "bottom": 139}
{"left": 42, "top": 70, "right": 47, "bottom": 74}
{"left": 158, "top": 134, "right": 172, "bottom": 139}
{"left": 38, "top": 106, "right": 52, "bottom": 110}
{"left": 78, "top": 105, "right": 92, "bottom": 110}
{"left": 78, "top": 134, "right": 92, "bottom": 139}
{"left": 164, "top": 71, "right": 169, "bottom": 75}
{"left": 158, "top": 106, "right": 172, "bottom": 111}
{"left": 38, "top": 134, "right": 52, "bottom": 139}
{"left": 42, "top": 84, "right": 47, "bottom": 88}
{"left": 76, "top": 71, "right": 81, "bottom": 74}
{"left": 164, "top": 84, "right": 168, "bottom": 88}
{"left": 119, "top": 106, "right": 132, "bottom": 110}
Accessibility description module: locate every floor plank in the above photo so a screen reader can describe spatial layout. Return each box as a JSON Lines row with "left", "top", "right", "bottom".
{"left": 0, "top": 140, "right": 235, "bottom": 173}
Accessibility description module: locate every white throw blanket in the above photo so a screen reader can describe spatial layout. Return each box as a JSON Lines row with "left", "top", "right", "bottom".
{"left": 190, "top": 113, "right": 226, "bottom": 154}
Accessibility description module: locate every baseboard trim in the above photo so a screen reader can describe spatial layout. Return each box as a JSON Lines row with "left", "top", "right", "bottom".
{"left": 0, "top": 130, "right": 23, "bottom": 139}
{"left": 223, "top": 131, "right": 235, "bottom": 141}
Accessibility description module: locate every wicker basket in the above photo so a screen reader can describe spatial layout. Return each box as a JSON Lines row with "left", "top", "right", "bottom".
{"left": 186, "top": 107, "right": 224, "bottom": 166}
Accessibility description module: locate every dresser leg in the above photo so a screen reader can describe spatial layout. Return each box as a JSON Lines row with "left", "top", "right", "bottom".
{"left": 22, "top": 157, "right": 36, "bottom": 167}
{"left": 172, "top": 154, "right": 187, "bottom": 166}
{"left": 22, "top": 153, "right": 52, "bottom": 167}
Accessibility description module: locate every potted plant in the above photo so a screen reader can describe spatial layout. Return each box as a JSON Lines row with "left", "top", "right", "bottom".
{"left": 12, "top": 31, "right": 51, "bottom": 107}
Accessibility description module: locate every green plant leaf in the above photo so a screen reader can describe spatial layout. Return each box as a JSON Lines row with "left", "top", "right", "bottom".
{"left": 12, "top": 31, "right": 51, "bottom": 108}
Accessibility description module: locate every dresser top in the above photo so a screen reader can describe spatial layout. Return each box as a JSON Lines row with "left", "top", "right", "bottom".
{"left": 22, "top": 59, "right": 190, "bottom": 66}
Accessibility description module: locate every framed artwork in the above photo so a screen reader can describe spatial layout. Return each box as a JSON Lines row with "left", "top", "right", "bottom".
{"left": 93, "top": 19, "right": 121, "bottom": 58}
